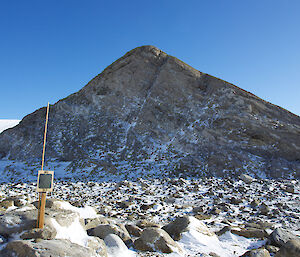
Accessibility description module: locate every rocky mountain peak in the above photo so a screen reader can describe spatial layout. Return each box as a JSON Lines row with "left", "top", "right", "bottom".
{"left": 0, "top": 46, "right": 299, "bottom": 181}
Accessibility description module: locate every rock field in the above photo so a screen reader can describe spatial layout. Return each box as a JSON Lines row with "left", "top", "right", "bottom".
{"left": 0, "top": 175, "right": 299, "bottom": 256}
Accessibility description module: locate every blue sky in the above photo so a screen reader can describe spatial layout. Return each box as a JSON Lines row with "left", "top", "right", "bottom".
{"left": 0, "top": 0, "right": 299, "bottom": 119}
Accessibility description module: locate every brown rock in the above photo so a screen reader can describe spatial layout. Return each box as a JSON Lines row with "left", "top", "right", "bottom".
{"left": 134, "top": 227, "right": 182, "bottom": 254}
{"left": 84, "top": 216, "right": 109, "bottom": 230}
{"left": 125, "top": 224, "right": 143, "bottom": 237}
{"left": 275, "top": 239, "right": 300, "bottom": 257}
{"left": 162, "top": 216, "right": 214, "bottom": 241}
{"left": 231, "top": 228, "right": 268, "bottom": 238}
{"left": 20, "top": 227, "right": 57, "bottom": 240}
{"left": 241, "top": 248, "right": 270, "bottom": 257}
{"left": 87, "top": 223, "right": 131, "bottom": 243}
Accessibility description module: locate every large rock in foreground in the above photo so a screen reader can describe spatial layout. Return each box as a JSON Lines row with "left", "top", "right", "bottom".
{"left": 275, "top": 239, "right": 300, "bottom": 257}
{"left": 0, "top": 45, "right": 299, "bottom": 180}
{"left": 0, "top": 239, "right": 106, "bottom": 257}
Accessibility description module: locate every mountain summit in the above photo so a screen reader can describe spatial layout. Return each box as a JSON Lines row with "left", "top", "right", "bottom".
{"left": 0, "top": 46, "right": 299, "bottom": 180}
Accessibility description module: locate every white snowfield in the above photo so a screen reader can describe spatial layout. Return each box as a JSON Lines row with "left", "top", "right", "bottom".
{"left": 0, "top": 120, "right": 20, "bottom": 133}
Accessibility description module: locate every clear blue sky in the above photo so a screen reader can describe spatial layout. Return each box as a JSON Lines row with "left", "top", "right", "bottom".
{"left": 1, "top": 0, "right": 299, "bottom": 119}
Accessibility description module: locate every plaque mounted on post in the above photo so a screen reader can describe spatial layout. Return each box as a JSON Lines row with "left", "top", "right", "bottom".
{"left": 37, "top": 170, "right": 54, "bottom": 192}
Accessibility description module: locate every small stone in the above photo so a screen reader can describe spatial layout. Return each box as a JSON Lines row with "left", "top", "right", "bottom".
{"left": 0, "top": 200, "right": 14, "bottom": 209}
{"left": 194, "top": 214, "right": 212, "bottom": 220}
{"left": 231, "top": 228, "right": 268, "bottom": 238}
{"left": 230, "top": 197, "right": 243, "bottom": 205}
{"left": 193, "top": 206, "right": 204, "bottom": 213}
{"left": 259, "top": 203, "right": 270, "bottom": 215}
{"left": 136, "top": 220, "right": 160, "bottom": 229}
{"left": 250, "top": 199, "right": 260, "bottom": 208}
{"left": 210, "top": 207, "right": 222, "bottom": 215}
{"left": 125, "top": 224, "right": 143, "bottom": 237}
{"left": 140, "top": 203, "right": 154, "bottom": 211}
{"left": 283, "top": 184, "right": 295, "bottom": 194}
{"left": 216, "top": 226, "right": 231, "bottom": 236}
{"left": 265, "top": 245, "right": 280, "bottom": 254}
{"left": 240, "top": 174, "right": 254, "bottom": 184}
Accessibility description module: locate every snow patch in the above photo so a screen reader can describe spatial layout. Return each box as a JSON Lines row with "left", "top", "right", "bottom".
{"left": 55, "top": 201, "right": 98, "bottom": 219}
{"left": 0, "top": 120, "right": 20, "bottom": 133}
{"left": 51, "top": 216, "right": 90, "bottom": 247}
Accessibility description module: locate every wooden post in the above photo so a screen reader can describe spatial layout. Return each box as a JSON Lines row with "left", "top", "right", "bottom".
{"left": 37, "top": 103, "right": 50, "bottom": 229}
{"left": 37, "top": 192, "right": 47, "bottom": 228}
{"left": 41, "top": 102, "right": 50, "bottom": 171}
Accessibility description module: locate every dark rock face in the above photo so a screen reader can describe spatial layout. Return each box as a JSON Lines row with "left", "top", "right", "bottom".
{"left": 0, "top": 45, "right": 300, "bottom": 179}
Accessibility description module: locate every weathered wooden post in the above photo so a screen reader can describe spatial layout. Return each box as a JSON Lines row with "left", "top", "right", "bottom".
{"left": 37, "top": 102, "right": 54, "bottom": 229}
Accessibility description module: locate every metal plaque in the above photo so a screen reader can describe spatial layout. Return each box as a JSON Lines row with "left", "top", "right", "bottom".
{"left": 37, "top": 170, "right": 54, "bottom": 192}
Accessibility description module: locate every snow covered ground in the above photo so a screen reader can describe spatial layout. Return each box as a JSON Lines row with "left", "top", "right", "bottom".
{"left": 0, "top": 119, "right": 20, "bottom": 133}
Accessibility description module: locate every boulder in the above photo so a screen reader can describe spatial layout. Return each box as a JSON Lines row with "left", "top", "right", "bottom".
{"left": 86, "top": 236, "right": 108, "bottom": 257}
{"left": 259, "top": 203, "right": 270, "bottom": 215}
{"left": 230, "top": 197, "right": 243, "bottom": 205}
{"left": 231, "top": 228, "right": 268, "bottom": 238}
{"left": 125, "top": 224, "right": 143, "bottom": 237}
{"left": 134, "top": 227, "right": 183, "bottom": 254}
{"left": 275, "top": 238, "right": 300, "bottom": 257}
{"left": 241, "top": 248, "right": 270, "bottom": 257}
{"left": 84, "top": 216, "right": 109, "bottom": 230}
{"left": 269, "top": 228, "right": 297, "bottom": 247}
{"left": 50, "top": 209, "right": 81, "bottom": 227}
{"left": 2, "top": 196, "right": 27, "bottom": 207}
{"left": 0, "top": 207, "right": 81, "bottom": 238}
{"left": 0, "top": 239, "right": 104, "bottom": 257}
{"left": 104, "top": 234, "right": 132, "bottom": 257}
{"left": 162, "top": 215, "right": 214, "bottom": 241}
{"left": 0, "top": 210, "right": 37, "bottom": 236}
{"left": 20, "top": 227, "right": 57, "bottom": 240}
{"left": 88, "top": 223, "right": 131, "bottom": 244}
{"left": 136, "top": 219, "right": 160, "bottom": 228}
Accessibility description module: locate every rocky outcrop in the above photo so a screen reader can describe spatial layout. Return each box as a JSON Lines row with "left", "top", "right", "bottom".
{"left": 0, "top": 46, "right": 299, "bottom": 181}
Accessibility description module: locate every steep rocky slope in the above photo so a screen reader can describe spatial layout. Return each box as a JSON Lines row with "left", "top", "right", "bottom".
{"left": 0, "top": 46, "right": 299, "bottom": 179}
